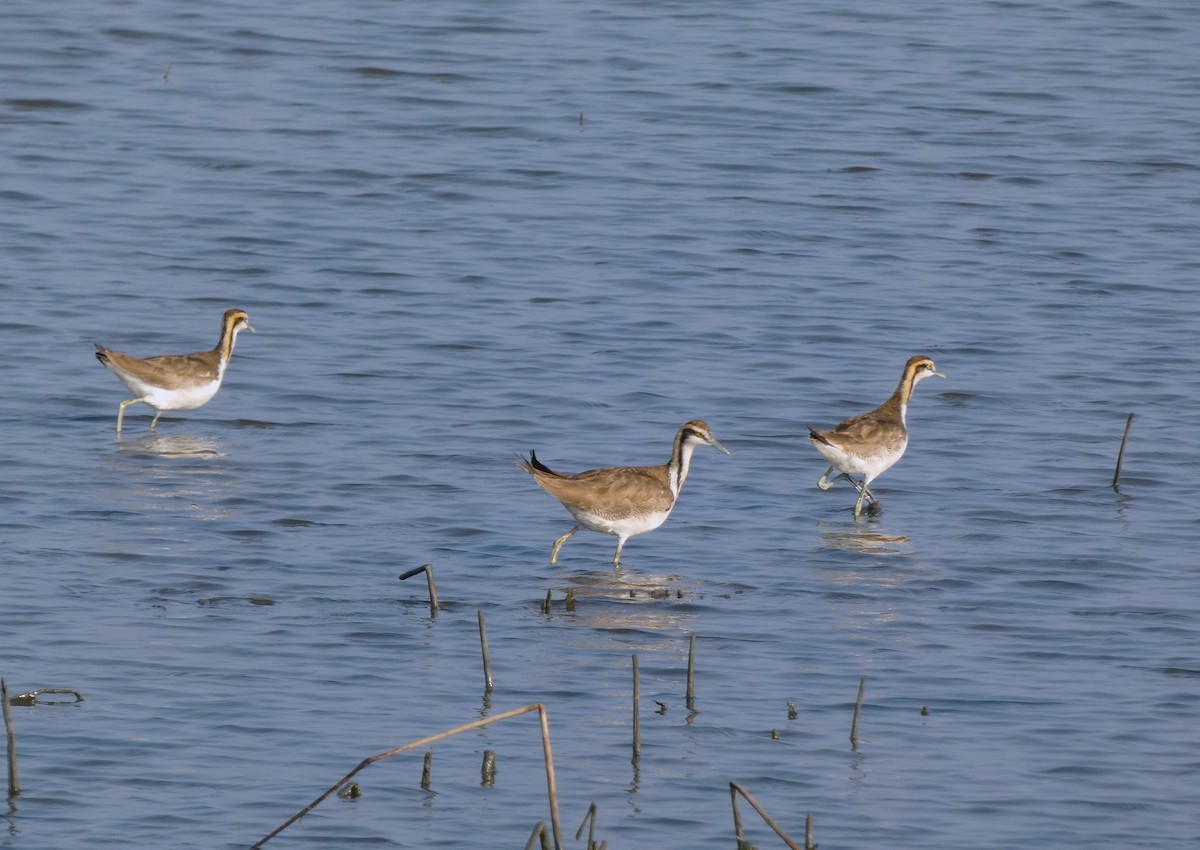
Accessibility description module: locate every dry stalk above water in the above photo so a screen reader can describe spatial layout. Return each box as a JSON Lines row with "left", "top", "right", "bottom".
{"left": 251, "top": 703, "right": 562, "bottom": 849}
{"left": 729, "top": 780, "right": 804, "bottom": 849}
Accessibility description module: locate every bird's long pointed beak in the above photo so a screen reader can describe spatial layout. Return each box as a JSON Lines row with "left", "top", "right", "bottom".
{"left": 710, "top": 437, "right": 731, "bottom": 456}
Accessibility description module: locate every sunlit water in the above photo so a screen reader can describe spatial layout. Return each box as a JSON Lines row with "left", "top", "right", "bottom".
{"left": 2, "top": 1, "right": 1199, "bottom": 847}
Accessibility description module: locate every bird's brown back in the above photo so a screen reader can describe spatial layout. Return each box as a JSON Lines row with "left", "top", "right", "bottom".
{"left": 95, "top": 345, "right": 221, "bottom": 389}
{"left": 518, "top": 456, "right": 674, "bottom": 520}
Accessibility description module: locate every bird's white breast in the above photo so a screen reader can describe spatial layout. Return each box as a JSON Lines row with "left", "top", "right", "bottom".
{"left": 813, "top": 436, "right": 908, "bottom": 479}
{"left": 567, "top": 505, "right": 673, "bottom": 538}
{"left": 142, "top": 378, "right": 224, "bottom": 411}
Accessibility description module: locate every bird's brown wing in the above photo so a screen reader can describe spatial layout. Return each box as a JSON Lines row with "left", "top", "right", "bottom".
{"left": 98, "top": 348, "right": 220, "bottom": 388}
{"left": 824, "top": 401, "right": 906, "bottom": 449}
{"left": 526, "top": 464, "right": 674, "bottom": 520}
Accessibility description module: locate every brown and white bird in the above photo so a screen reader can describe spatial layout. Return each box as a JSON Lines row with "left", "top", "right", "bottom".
{"left": 95, "top": 308, "right": 255, "bottom": 433}
{"left": 517, "top": 419, "right": 730, "bottom": 565}
{"left": 808, "top": 354, "right": 945, "bottom": 518}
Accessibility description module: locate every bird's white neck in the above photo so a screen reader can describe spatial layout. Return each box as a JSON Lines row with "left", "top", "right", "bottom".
{"left": 668, "top": 434, "right": 699, "bottom": 499}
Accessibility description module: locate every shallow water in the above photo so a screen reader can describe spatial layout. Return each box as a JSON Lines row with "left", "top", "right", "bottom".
{"left": 2, "top": 1, "right": 1200, "bottom": 847}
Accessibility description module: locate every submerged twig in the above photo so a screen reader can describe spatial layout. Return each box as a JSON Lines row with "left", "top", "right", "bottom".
{"left": 729, "top": 781, "right": 801, "bottom": 850}
{"left": 1113, "top": 413, "right": 1134, "bottom": 490}
{"left": 252, "top": 703, "right": 562, "bottom": 849}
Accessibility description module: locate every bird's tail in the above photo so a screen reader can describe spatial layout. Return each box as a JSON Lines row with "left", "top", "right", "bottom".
{"left": 515, "top": 449, "right": 557, "bottom": 476}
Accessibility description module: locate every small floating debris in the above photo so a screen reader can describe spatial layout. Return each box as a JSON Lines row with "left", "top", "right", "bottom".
{"left": 6, "top": 688, "right": 84, "bottom": 706}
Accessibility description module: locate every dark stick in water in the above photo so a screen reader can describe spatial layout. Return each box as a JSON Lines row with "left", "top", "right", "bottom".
{"left": 1113, "top": 413, "right": 1134, "bottom": 490}
{"left": 2, "top": 679, "right": 19, "bottom": 797}
{"left": 631, "top": 654, "right": 641, "bottom": 762}
{"left": 478, "top": 610, "right": 494, "bottom": 693}
{"left": 398, "top": 563, "right": 439, "bottom": 614}
{"left": 685, "top": 634, "right": 697, "bottom": 710}
{"left": 850, "top": 676, "right": 866, "bottom": 751}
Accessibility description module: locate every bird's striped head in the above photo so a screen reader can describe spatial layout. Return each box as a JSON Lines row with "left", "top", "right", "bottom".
{"left": 906, "top": 355, "right": 945, "bottom": 384}
{"left": 222, "top": 309, "right": 254, "bottom": 336}
{"left": 219, "top": 308, "right": 254, "bottom": 359}
{"left": 679, "top": 419, "right": 731, "bottom": 456}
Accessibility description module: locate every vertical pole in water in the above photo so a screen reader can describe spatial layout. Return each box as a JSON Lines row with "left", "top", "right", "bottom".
{"left": 423, "top": 565, "right": 440, "bottom": 615}
{"left": 398, "top": 563, "right": 439, "bottom": 617}
{"left": 536, "top": 706, "right": 564, "bottom": 850}
{"left": 685, "top": 634, "right": 697, "bottom": 711}
{"left": 1, "top": 679, "right": 18, "bottom": 797}
{"left": 478, "top": 610, "right": 494, "bottom": 694}
{"left": 631, "top": 654, "right": 641, "bottom": 762}
{"left": 730, "top": 783, "right": 745, "bottom": 846}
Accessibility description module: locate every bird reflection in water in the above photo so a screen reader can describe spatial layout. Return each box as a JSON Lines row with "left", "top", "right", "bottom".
{"left": 817, "top": 519, "right": 912, "bottom": 556}
{"left": 112, "top": 433, "right": 234, "bottom": 521}
{"left": 116, "top": 433, "right": 226, "bottom": 459}
{"left": 549, "top": 568, "right": 699, "bottom": 636}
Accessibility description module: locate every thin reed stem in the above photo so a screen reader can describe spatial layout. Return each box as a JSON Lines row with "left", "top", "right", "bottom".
{"left": 576, "top": 801, "right": 600, "bottom": 849}
{"left": 728, "top": 781, "right": 801, "bottom": 850}
{"left": 685, "top": 634, "right": 697, "bottom": 710}
{"left": 253, "top": 704, "right": 561, "bottom": 849}
{"left": 850, "top": 675, "right": 866, "bottom": 750}
{"left": 524, "top": 821, "right": 553, "bottom": 850}
{"left": 631, "top": 655, "right": 641, "bottom": 762}
{"left": 1113, "top": 413, "right": 1134, "bottom": 489}
{"left": 398, "top": 563, "right": 439, "bottom": 614}
{"left": 478, "top": 610, "right": 494, "bottom": 693}
{"left": 2, "top": 680, "right": 19, "bottom": 797}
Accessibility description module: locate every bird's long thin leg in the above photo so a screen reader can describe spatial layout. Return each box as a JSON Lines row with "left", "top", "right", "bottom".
{"left": 612, "top": 535, "right": 629, "bottom": 567}
{"left": 117, "top": 398, "right": 142, "bottom": 434}
{"left": 848, "top": 475, "right": 880, "bottom": 519}
{"left": 854, "top": 485, "right": 869, "bottom": 519}
{"left": 816, "top": 466, "right": 838, "bottom": 490}
{"left": 838, "top": 474, "right": 878, "bottom": 505}
{"left": 149, "top": 408, "right": 162, "bottom": 430}
{"left": 549, "top": 526, "right": 580, "bottom": 565}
